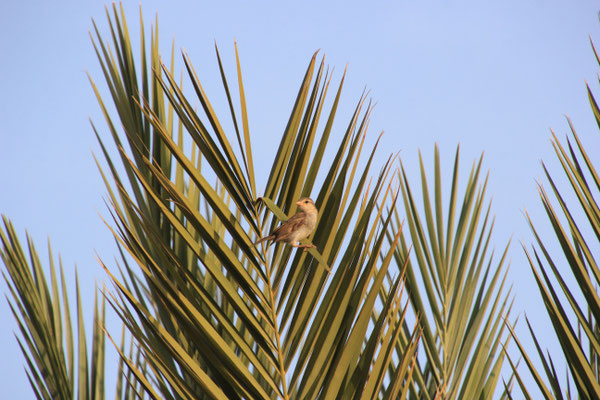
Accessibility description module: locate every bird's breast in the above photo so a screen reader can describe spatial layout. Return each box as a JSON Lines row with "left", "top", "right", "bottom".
{"left": 305, "top": 212, "right": 317, "bottom": 231}
{"left": 288, "top": 212, "right": 317, "bottom": 243}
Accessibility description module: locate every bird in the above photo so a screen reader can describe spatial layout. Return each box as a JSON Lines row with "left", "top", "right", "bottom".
{"left": 255, "top": 197, "right": 318, "bottom": 251}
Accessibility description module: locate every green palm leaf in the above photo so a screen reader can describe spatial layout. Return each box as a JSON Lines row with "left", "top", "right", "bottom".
{"left": 509, "top": 40, "right": 600, "bottom": 395}
{"left": 387, "top": 145, "right": 513, "bottom": 399}
{"left": 89, "top": 5, "right": 419, "bottom": 399}
{"left": 0, "top": 217, "right": 106, "bottom": 400}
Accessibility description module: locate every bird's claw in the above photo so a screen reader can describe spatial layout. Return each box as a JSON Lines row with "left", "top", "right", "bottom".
{"left": 302, "top": 243, "right": 317, "bottom": 252}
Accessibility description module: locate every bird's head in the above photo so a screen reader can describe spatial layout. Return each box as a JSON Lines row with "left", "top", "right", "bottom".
{"left": 296, "top": 197, "right": 317, "bottom": 213}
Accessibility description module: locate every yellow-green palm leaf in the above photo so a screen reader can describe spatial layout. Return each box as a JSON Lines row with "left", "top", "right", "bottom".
{"left": 91, "top": 5, "right": 418, "bottom": 399}
{"left": 0, "top": 217, "right": 106, "bottom": 400}
{"left": 509, "top": 38, "right": 600, "bottom": 399}
{"left": 388, "top": 146, "right": 513, "bottom": 399}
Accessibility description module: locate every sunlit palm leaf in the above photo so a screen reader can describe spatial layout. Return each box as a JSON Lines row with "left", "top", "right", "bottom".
{"left": 90, "top": 5, "right": 419, "bottom": 399}
{"left": 510, "top": 53, "right": 600, "bottom": 395}
{"left": 0, "top": 217, "right": 106, "bottom": 400}
{"left": 388, "top": 145, "right": 513, "bottom": 399}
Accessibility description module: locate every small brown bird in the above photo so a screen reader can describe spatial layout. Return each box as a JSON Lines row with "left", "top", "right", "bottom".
{"left": 255, "top": 197, "right": 318, "bottom": 251}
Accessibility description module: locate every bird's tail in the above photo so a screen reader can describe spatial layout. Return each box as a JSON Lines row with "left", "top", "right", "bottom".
{"left": 255, "top": 235, "right": 275, "bottom": 246}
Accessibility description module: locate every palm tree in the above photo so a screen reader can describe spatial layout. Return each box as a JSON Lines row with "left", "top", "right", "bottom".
{"left": 0, "top": 4, "right": 514, "bottom": 399}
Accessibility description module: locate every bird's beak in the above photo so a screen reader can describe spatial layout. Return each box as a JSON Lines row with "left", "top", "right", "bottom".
{"left": 295, "top": 200, "right": 302, "bottom": 206}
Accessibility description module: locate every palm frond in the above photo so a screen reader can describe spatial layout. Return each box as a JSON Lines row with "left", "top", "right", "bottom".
{"left": 0, "top": 216, "right": 106, "bottom": 400}
{"left": 388, "top": 145, "right": 513, "bottom": 399}
{"left": 90, "top": 5, "right": 419, "bottom": 399}
{"left": 509, "top": 82, "right": 600, "bottom": 397}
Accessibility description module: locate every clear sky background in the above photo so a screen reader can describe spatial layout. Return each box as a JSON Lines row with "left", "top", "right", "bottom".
{"left": 1, "top": 1, "right": 600, "bottom": 397}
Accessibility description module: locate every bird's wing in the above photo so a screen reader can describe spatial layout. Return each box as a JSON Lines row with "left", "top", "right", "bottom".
{"left": 272, "top": 212, "right": 306, "bottom": 241}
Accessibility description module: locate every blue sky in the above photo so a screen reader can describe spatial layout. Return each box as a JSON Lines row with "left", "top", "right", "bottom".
{"left": 1, "top": 1, "right": 600, "bottom": 397}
